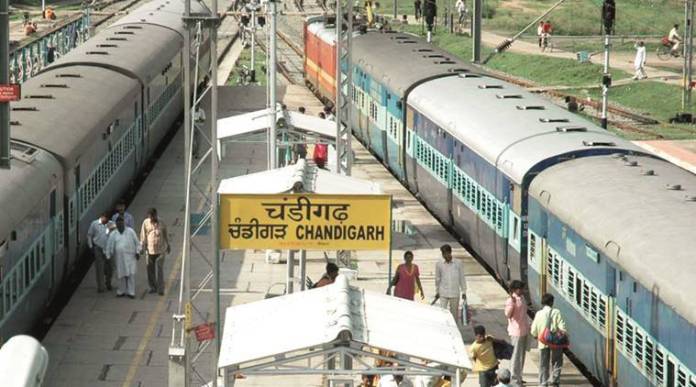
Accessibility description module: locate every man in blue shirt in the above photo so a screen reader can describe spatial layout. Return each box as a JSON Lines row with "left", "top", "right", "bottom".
{"left": 111, "top": 201, "right": 135, "bottom": 229}
{"left": 87, "top": 212, "right": 113, "bottom": 292}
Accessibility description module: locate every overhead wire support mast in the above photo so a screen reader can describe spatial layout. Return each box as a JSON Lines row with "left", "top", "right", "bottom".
{"left": 335, "top": 0, "right": 353, "bottom": 176}
{"left": 169, "top": 0, "right": 221, "bottom": 385}
{"left": 1, "top": 0, "right": 9, "bottom": 169}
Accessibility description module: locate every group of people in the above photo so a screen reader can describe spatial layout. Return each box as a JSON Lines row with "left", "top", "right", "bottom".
{"left": 536, "top": 21, "right": 553, "bottom": 51}
{"left": 376, "top": 244, "right": 568, "bottom": 387}
{"left": 289, "top": 105, "right": 335, "bottom": 169}
{"left": 87, "top": 201, "right": 171, "bottom": 298}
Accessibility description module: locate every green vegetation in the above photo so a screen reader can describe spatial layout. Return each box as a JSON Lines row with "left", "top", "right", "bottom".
{"left": 229, "top": 45, "right": 267, "bottom": 86}
{"left": 392, "top": 23, "right": 696, "bottom": 140}
{"left": 379, "top": 0, "right": 684, "bottom": 36}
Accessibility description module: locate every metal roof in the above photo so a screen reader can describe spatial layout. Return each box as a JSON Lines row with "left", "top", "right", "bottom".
{"left": 217, "top": 108, "right": 337, "bottom": 141}
{"left": 47, "top": 24, "right": 181, "bottom": 83}
{"left": 0, "top": 144, "right": 62, "bottom": 239}
{"left": 217, "top": 159, "right": 382, "bottom": 194}
{"left": 10, "top": 65, "right": 139, "bottom": 166}
{"left": 408, "top": 75, "right": 647, "bottom": 184}
{"left": 529, "top": 154, "right": 696, "bottom": 324}
{"left": 218, "top": 276, "right": 471, "bottom": 370}
{"left": 352, "top": 30, "right": 475, "bottom": 97}
{"left": 110, "top": 0, "right": 210, "bottom": 37}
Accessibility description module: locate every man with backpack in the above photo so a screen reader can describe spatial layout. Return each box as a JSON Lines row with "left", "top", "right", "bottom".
{"left": 530, "top": 293, "right": 568, "bottom": 387}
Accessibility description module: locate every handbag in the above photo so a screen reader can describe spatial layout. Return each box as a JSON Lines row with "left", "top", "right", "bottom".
{"left": 538, "top": 309, "right": 570, "bottom": 349}
{"left": 492, "top": 338, "right": 514, "bottom": 360}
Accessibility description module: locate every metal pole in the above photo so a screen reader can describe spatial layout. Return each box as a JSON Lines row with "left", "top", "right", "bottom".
{"left": 472, "top": 0, "right": 481, "bottom": 62}
{"left": 287, "top": 250, "right": 295, "bottom": 294}
{"left": 393, "top": 0, "right": 397, "bottom": 19}
{"left": 683, "top": 0, "right": 694, "bottom": 111}
{"left": 335, "top": 0, "right": 353, "bottom": 175}
{"left": 210, "top": 0, "right": 220, "bottom": 384}
{"left": 601, "top": 34, "right": 610, "bottom": 129}
{"left": 299, "top": 250, "right": 307, "bottom": 291}
{"left": 689, "top": 0, "right": 694, "bottom": 110}
{"left": 268, "top": 0, "right": 278, "bottom": 169}
{"left": 42, "top": 0, "right": 45, "bottom": 13}
{"left": 250, "top": 7, "right": 256, "bottom": 82}
{"left": 0, "top": 0, "right": 10, "bottom": 170}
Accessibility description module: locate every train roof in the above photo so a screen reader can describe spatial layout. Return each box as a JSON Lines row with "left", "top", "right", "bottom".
{"left": 110, "top": 0, "right": 209, "bottom": 37}
{"left": 0, "top": 143, "right": 62, "bottom": 239}
{"left": 47, "top": 23, "right": 181, "bottom": 84}
{"left": 10, "top": 65, "right": 139, "bottom": 167}
{"left": 352, "top": 30, "right": 475, "bottom": 97}
{"left": 408, "top": 74, "right": 646, "bottom": 184}
{"left": 529, "top": 154, "right": 696, "bottom": 324}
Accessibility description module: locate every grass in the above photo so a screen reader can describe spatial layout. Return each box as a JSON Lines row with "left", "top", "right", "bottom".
{"left": 228, "top": 45, "right": 267, "bottom": 86}
{"left": 394, "top": 23, "right": 696, "bottom": 140}
{"left": 378, "top": 0, "right": 684, "bottom": 36}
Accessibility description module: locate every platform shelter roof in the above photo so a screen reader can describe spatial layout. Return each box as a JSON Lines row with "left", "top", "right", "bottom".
{"left": 217, "top": 276, "right": 471, "bottom": 379}
{"left": 217, "top": 159, "right": 381, "bottom": 195}
{"left": 217, "top": 107, "right": 336, "bottom": 142}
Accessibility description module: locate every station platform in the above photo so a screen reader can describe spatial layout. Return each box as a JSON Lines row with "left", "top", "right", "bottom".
{"left": 40, "top": 84, "right": 593, "bottom": 387}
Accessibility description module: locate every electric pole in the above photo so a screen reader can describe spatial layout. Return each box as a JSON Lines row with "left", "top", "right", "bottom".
{"left": 472, "top": 0, "right": 481, "bottom": 62}
{"left": 1, "top": 0, "right": 10, "bottom": 169}
{"left": 682, "top": 0, "right": 694, "bottom": 113}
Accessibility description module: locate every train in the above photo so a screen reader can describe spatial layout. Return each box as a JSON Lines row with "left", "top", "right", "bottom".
{"left": 304, "top": 18, "right": 696, "bottom": 387}
{"left": 0, "top": 0, "right": 211, "bottom": 341}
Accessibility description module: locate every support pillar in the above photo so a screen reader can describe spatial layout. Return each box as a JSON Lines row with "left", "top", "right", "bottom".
{"left": 268, "top": 0, "right": 278, "bottom": 169}
{"left": 299, "top": 250, "right": 307, "bottom": 291}
{"left": 1, "top": 0, "right": 10, "bottom": 169}
{"left": 472, "top": 0, "right": 481, "bottom": 62}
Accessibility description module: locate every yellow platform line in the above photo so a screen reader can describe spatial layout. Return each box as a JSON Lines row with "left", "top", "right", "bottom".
{"left": 122, "top": 253, "right": 183, "bottom": 387}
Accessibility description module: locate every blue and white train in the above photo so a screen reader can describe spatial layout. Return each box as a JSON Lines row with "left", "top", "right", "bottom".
{"left": 305, "top": 21, "right": 696, "bottom": 387}
{"left": 0, "top": 0, "right": 210, "bottom": 341}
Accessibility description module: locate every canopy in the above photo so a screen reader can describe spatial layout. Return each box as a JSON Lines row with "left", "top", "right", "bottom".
{"left": 217, "top": 159, "right": 381, "bottom": 195}
{"left": 217, "top": 276, "right": 471, "bottom": 384}
{"left": 217, "top": 106, "right": 337, "bottom": 142}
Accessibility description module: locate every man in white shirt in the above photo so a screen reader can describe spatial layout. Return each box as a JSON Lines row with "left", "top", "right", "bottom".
{"left": 455, "top": 0, "right": 467, "bottom": 25}
{"left": 669, "top": 24, "right": 682, "bottom": 56}
{"left": 87, "top": 212, "right": 112, "bottom": 292}
{"left": 435, "top": 244, "right": 467, "bottom": 328}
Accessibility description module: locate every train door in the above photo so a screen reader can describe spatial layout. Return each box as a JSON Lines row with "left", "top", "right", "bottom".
{"left": 49, "top": 189, "right": 56, "bottom": 291}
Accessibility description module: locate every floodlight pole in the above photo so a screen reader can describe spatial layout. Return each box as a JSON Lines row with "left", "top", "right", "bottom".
{"left": 600, "top": 34, "right": 610, "bottom": 129}
{"left": 1, "top": 0, "right": 10, "bottom": 169}
{"left": 472, "top": 0, "right": 481, "bottom": 62}
{"left": 250, "top": 6, "right": 257, "bottom": 82}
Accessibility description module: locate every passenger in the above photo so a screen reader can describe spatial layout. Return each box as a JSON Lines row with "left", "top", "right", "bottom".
{"left": 455, "top": 0, "right": 467, "bottom": 25}
{"left": 87, "top": 212, "right": 113, "bottom": 292}
{"left": 470, "top": 325, "right": 499, "bottom": 387}
{"left": 105, "top": 217, "right": 141, "bottom": 299}
{"left": 309, "top": 262, "right": 339, "bottom": 288}
{"left": 111, "top": 200, "right": 135, "bottom": 229}
{"left": 394, "top": 374, "right": 414, "bottom": 387}
{"left": 494, "top": 368, "right": 513, "bottom": 387}
{"left": 313, "top": 143, "right": 329, "bottom": 169}
{"left": 504, "top": 280, "right": 530, "bottom": 387}
{"left": 536, "top": 21, "right": 544, "bottom": 48}
{"left": 324, "top": 106, "right": 335, "bottom": 121}
{"left": 633, "top": 41, "right": 647, "bottom": 80}
{"left": 361, "top": 374, "right": 377, "bottom": 387}
{"left": 435, "top": 244, "right": 467, "bottom": 326}
{"left": 530, "top": 293, "right": 567, "bottom": 387}
{"left": 24, "top": 22, "right": 37, "bottom": 36}
{"left": 140, "top": 208, "right": 170, "bottom": 296}
{"left": 387, "top": 250, "right": 424, "bottom": 301}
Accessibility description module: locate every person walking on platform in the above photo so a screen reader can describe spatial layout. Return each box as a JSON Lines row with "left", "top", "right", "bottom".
{"left": 504, "top": 280, "right": 530, "bottom": 387}
{"left": 387, "top": 250, "right": 424, "bottom": 300}
{"left": 140, "top": 208, "right": 170, "bottom": 295}
{"left": 111, "top": 200, "right": 135, "bottom": 229}
{"left": 414, "top": 0, "right": 422, "bottom": 20}
{"left": 470, "top": 325, "right": 499, "bottom": 387}
{"left": 530, "top": 293, "right": 567, "bottom": 387}
{"left": 435, "top": 244, "right": 467, "bottom": 327}
{"left": 106, "top": 217, "right": 141, "bottom": 299}
{"left": 87, "top": 212, "right": 113, "bottom": 292}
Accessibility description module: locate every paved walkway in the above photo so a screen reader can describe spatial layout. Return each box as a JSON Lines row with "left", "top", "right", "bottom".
{"left": 635, "top": 139, "right": 696, "bottom": 174}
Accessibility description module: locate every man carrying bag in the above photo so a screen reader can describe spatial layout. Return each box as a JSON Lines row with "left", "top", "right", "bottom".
{"left": 530, "top": 293, "right": 568, "bottom": 387}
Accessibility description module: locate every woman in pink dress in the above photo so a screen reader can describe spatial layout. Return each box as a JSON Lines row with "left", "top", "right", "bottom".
{"left": 387, "top": 251, "right": 425, "bottom": 300}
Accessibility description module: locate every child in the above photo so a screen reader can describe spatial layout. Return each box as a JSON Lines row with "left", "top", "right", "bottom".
{"left": 470, "top": 325, "right": 499, "bottom": 387}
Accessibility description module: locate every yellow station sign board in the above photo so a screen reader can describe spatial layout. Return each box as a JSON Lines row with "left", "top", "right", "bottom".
{"left": 219, "top": 194, "right": 392, "bottom": 250}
